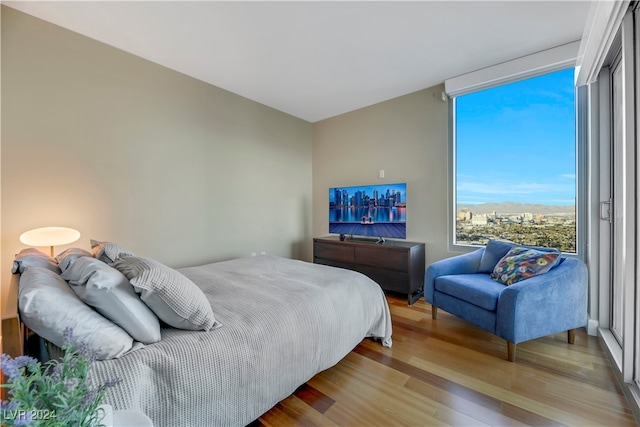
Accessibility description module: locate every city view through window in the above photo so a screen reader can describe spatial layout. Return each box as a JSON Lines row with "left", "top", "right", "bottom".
{"left": 454, "top": 68, "right": 576, "bottom": 253}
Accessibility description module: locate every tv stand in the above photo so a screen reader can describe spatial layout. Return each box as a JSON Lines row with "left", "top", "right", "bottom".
{"left": 313, "top": 236, "right": 425, "bottom": 305}
{"left": 344, "top": 235, "right": 386, "bottom": 244}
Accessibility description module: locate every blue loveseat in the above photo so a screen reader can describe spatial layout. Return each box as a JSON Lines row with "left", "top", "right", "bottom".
{"left": 424, "top": 240, "right": 588, "bottom": 362}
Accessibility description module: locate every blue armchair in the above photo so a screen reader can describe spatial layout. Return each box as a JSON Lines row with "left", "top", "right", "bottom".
{"left": 424, "top": 240, "right": 588, "bottom": 362}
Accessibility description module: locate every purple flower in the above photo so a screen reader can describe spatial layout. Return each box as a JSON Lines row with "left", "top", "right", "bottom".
{"left": 62, "top": 327, "right": 74, "bottom": 347}
{"left": 79, "top": 341, "right": 96, "bottom": 364}
{"left": 13, "top": 409, "right": 33, "bottom": 426}
{"left": 61, "top": 327, "right": 97, "bottom": 364}
{"left": 1, "top": 354, "right": 19, "bottom": 380}
{"left": 1, "top": 354, "right": 37, "bottom": 382}
{"left": 101, "top": 377, "right": 122, "bottom": 390}
{"left": 13, "top": 356, "right": 35, "bottom": 366}
{"left": 64, "top": 377, "right": 79, "bottom": 392}
{"left": 14, "top": 356, "right": 40, "bottom": 372}
{"left": 49, "top": 364, "right": 62, "bottom": 382}
{"left": 81, "top": 389, "right": 98, "bottom": 408}
{"left": 1, "top": 399, "right": 18, "bottom": 411}
{"left": 1, "top": 328, "right": 123, "bottom": 423}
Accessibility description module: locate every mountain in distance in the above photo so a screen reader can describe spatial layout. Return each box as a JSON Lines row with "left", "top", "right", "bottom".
{"left": 458, "top": 201, "right": 575, "bottom": 215}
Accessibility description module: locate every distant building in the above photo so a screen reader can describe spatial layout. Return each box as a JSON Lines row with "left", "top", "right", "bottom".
{"left": 457, "top": 208, "right": 472, "bottom": 221}
{"left": 471, "top": 214, "right": 488, "bottom": 225}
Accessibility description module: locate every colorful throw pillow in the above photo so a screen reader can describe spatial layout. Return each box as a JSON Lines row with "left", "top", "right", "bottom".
{"left": 491, "top": 246, "right": 560, "bottom": 285}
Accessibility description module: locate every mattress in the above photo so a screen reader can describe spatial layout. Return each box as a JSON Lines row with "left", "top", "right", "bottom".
{"left": 88, "top": 255, "right": 392, "bottom": 427}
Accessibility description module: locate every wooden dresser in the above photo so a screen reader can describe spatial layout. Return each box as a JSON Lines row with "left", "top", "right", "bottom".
{"left": 313, "top": 236, "right": 425, "bottom": 304}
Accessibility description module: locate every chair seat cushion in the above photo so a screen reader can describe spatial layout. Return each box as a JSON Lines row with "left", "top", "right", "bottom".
{"left": 434, "top": 273, "right": 505, "bottom": 311}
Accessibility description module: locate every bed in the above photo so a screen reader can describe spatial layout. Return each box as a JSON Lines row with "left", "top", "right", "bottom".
{"left": 6, "top": 245, "right": 393, "bottom": 427}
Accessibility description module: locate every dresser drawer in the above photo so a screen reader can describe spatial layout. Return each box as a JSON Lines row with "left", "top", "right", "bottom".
{"left": 314, "top": 242, "right": 355, "bottom": 263}
{"left": 356, "top": 266, "right": 409, "bottom": 293}
{"left": 314, "top": 258, "right": 355, "bottom": 270}
{"left": 313, "top": 237, "right": 425, "bottom": 305}
{"left": 355, "top": 247, "right": 408, "bottom": 271}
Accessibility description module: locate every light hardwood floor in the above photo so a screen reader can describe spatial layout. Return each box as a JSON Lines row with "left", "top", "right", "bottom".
{"left": 257, "top": 295, "right": 637, "bottom": 426}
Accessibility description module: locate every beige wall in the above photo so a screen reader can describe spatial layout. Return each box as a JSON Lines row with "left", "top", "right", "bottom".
{"left": 312, "top": 87, "right": 454, "bottom": 266}
{"left": 2, "top": 7, "right": 458, "bottom": 312}
{"left": 1, "top": 5, "right": 313, "bottom": 292}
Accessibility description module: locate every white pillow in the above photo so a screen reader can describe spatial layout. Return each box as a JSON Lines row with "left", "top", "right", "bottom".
{"left": 56, "top": 247, "right": 93, "bottom": 272}
{"left": 19, "top": 267, "right": 134, "bottom": 360}
{"left": 114, "top": 256, "right": 216, "bottom": 331}
{"left": 13, "top": 248, "right": 60, "bottom": 274}
{"left": 62, "top": 257, "right": 161, "bottom": 344}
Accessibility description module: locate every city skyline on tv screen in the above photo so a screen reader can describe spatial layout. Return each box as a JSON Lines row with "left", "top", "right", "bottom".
{"left": 329, "top": 183, "right": 406, "bottom": 239}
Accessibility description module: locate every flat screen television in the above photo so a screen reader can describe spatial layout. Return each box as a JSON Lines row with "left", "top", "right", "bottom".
{"left": 329, "top": 182, "right": 407, "bottom": 241}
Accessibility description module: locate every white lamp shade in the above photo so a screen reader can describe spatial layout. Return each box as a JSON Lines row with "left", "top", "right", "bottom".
{"left": 19, "top": 227, "right": 81, "bottom": 247}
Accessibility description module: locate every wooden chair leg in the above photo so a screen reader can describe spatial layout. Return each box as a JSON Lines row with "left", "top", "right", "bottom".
{"left": 507, "top": 342, "right": 516, "bottom": 362}
{"left": 568, "top": 328, "right": 576, "bottom": 345}
{"left": 432, "top": 306, "right": 438, "bottom": 320}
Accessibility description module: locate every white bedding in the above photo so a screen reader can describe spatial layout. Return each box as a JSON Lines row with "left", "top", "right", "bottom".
{"left": 89, "top": 255, "right": 392, "bottom": 427}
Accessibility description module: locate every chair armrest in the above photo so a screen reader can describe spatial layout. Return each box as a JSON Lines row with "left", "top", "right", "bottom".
{"left": 424, "top": 248, "right": 484, "bottom": 303}
{"left": 496, "top": 258, "right": 588, "bottom": 343}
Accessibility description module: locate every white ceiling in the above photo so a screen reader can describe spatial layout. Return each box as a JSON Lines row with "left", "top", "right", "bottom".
{"left": 4, "top": 1, "right": 593, "bottom": 122}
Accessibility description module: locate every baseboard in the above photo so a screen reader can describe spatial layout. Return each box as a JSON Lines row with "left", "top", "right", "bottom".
{"left": 587, "top": 318, "right": 599, "bottom": 336}
{"left": 626, "top": 384, "right": 640, "bottom": 426}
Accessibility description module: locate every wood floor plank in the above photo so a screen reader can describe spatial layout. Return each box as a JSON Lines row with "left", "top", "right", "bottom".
{"left": 355, "top": 342, "right": 561, "bottom": 426}
{"left": 408, "top": 350, "right": 630, "bottom": 426}
{"left": 402, "top": 376, "right": 528, "bottom": 426}
{"left": 293, "top": 384, "right": 336, "bottom": 414}
{"left": 257, "top": 295, "right": 637, "bottom": 426}
{"left": 308, "top": 370, "right": 438, "bottom": 426}
{"left": 258, "top": 395, "right": 338, "bottom": 427}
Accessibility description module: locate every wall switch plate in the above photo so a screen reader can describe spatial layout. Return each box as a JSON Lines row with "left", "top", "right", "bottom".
{"left": 379, "top": 169, "right": 385, "bottom": 178}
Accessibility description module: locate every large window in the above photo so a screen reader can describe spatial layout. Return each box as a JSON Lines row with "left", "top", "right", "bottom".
{"left": 453, "top": 68, "right": 577, "bottom": 253}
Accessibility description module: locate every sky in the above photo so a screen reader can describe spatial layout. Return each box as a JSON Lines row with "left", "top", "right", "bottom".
{"left": 455, "top": 68, "right": 576, "bottom": 206}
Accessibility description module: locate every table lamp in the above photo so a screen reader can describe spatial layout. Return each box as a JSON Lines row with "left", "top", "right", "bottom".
{"left": 19, "top": 226, "right": 81, "bottom": 256}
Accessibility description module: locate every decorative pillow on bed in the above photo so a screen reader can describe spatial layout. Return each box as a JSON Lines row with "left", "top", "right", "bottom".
{"left": 12, "top": 248, "right": 60, "bottom": 274}
{"left": 56, "top": 247, "right": 93, "bottom": 272}
{"left": 491, "top": 246, "right": 561, "bottom": 285}
{"left": 114, "top": 256, "right": 216, "bottom": 331}
{"left": 91, "top": 239, "right": 135, "bottom": 265}
{"left": 62, "top": 256, "right": 161, "bottom": 344}
{"left": 19, "top": 267, "right": 134, "bottom": 360}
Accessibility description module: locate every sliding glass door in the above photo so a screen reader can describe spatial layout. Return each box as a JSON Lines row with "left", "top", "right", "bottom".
{"left": 610, "top": 51, "right": 624, "bottom": 347}
{"left": 598, "top": 7, "right": 637, "bottom": 386}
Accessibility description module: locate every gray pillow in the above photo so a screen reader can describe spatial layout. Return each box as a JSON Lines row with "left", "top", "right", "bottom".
{"left": 56, "top": 247, "right": 93, "bottom": 272}
{"left": 91, "top": 239, "right": 135, "bottom": 265}
{"left": 62, "top": 257, "right": 161, "bottom": 344}
{"left": 479, "top": 240, "right": 516, "bottom": 273}
{"left": 12, "top": 248, "right": 60, "bottom": 274}
{"left": 19, "top": 267, "right": 134, "bottom": 360}
{"left": 114, "top": 256, "right": 216, "bottom": 331}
